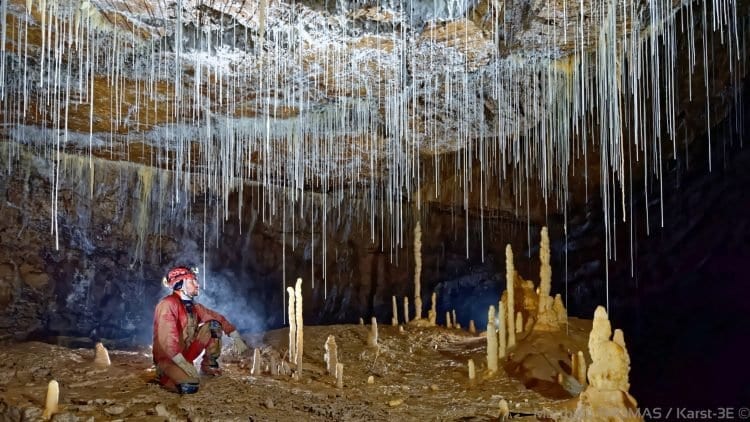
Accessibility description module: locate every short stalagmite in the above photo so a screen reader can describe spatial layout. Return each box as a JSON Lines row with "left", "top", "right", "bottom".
{"left": 251, "top": 348, "right": 263, "bottom": 376}
{"left": 93, "top": 342, "right": 110, "bottom": 367}
{"left": 368, "top": 317, "right": 379, "bottom": 347}
{"left": 336, "top": 363, "right": 344, "bottom": 388}
{"left": 428, "top": 292, "right": 437, "bottom": 326}
{"left": 391, "top": 296, "right": 398, "bottom": 326}
{"left": 324, "top": 335, "right": 339, "bottom": 377}
{"left": 498, "top": 399, "right": 510, "bottom": 420}
{"left": 42, "top": 380, "right": 59, "bottom": 420}
{"left": 403, "top": 297, "right": 410, "bottom": 324}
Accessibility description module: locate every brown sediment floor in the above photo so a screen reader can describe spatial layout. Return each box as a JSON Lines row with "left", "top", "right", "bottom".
{"left": 0, "top": 319, "right": 591, "bottom": 421}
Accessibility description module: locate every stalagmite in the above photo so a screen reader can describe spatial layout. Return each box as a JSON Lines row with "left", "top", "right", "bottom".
{"left": 252, "top": 349, "right": 263, "bottom": 376}
{"left": 572, "top": 306, "right": 640, "bottom": 421}
{"left": 505, "top": 245, "right": 516, "bottom": 348}
{"left": 553, "top": 294, "right": 567, "bottom": 322}
{"left": 324, "top": 335, "right": 338, "bottom": 377}
{"left": 270, "top": 354, "right": 280, "bottom": 376}
{"left": 535, "top": 227, "right": 566, "bottom": 331}
{"left": 294, "top": 278, "right": 303, "bottom": 373}
{"left": 368, "top": 317, "right": 379, "bottom": 347}
{"left": 452, "top": 310, "right": 459, "bottom": 329}
{"left": 391, "top": 296, "right": 398, "bottom": 326}
{"left": 93, "top": 342, "right": 110, "bottom": 367}
{"left": 413, "top": 221, "right": 423, "bottom": 320}
{"left": 469, "top": 320, "right": 476, "bottom": 334}
{"left": 576, "top": 350, "right": 587, "bottom": 385}
{"left": 403, "top": 297, "right": 410, "bottom": 323}
{"left": 287, "top": 286, "right": 296, "bottom": 364}
{"left": 428, "top": 292, "right": 437, "bottom": 326}
{"left": 486, "top": 306, "right": 498, "bottom": 373}
{"left": 468, "top": 359, "right": 476, "bottom": 380}
{"left": 539, "top": 227, "right": 552, "bottom": 297}
{"left": 515, "top": 311, "right": 523, "bottom": 333}
{"left": 359, "top": 318, "right": 364, "bottom": 325}
{"left": 587, "top": 308, "right": 630, "bottom": 391}
{"left": 498, "top": 399, "right": 510, "bottom": 420}
{"left": 336, "top": 363, "right": 344, "bottom": 388}
{"left": 498, "top": 301, "right": 506, "bottom": 359}
{"left": 445, "top": 311, "right": 452, "bottom": 328}
{"left": 42, "top": 380, "right": 58, "bottom": 420}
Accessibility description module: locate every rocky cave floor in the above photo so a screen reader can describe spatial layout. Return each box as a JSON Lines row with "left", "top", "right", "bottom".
{"left": 0, "top": 320, "right": 593, "bottom": 421}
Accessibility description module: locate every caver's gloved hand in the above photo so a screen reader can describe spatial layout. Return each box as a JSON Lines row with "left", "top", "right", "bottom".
{"left": 229, "top": 331, "right": 249, "bottom": 355}
{"left": 172, "top": 353, "right": 200, "bottom": 379}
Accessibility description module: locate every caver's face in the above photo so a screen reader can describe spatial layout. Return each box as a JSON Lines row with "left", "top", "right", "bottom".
{"left": 184, "top": 277, "right": 200, "bottom": 297}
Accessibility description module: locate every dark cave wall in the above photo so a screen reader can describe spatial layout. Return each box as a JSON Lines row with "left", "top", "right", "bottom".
{"left": 0, "top": 146, "right": 548, "bottom": 344}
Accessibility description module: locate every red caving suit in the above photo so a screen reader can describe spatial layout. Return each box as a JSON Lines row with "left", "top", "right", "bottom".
{"left": 152, "top": 292, "right": 236, "bottom": 388}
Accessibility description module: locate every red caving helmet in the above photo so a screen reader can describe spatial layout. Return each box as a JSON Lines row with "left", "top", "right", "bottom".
{"left": 163, "top": 266, "right": 198, "bottom": 289}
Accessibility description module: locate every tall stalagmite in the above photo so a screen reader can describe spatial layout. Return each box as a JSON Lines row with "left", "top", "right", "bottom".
{"left": 413, "top": 221, "right": 423, "bottom": 320}
{"left": 498, "top": 301, "right": 507, "bottom": 359}
{"left": 287, "top": 286, "right": 297, "bottom": 364}
{"left": 535, "top": 227, "right": 565, "bottom": 331}
{"left": 294, "top": 278, "right": 304, "bottom": 373}
{"left": 505, "top": 245, "right": 516, "bottom": 348}
{"left": 486, "top": 306, "right": 498, "bottom": 373}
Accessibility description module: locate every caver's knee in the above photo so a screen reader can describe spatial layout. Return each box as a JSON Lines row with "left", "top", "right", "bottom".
{"left": 197, "top": 320, "right": 222, "bottom": 342}
{"left": 207, "top": 320, "right": 222, "bottom": 338}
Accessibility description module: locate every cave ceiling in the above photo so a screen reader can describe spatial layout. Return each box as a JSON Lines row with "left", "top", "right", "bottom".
{"left": 0, "top": 0, "right": 748, "bottom": 225}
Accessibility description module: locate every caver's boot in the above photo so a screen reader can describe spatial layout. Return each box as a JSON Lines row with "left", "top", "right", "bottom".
{"left": 200, "top": 358, "right": 222, "bottom": 376}
{"left": 200, "top": 324, "right": 223, "bottom": 376}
